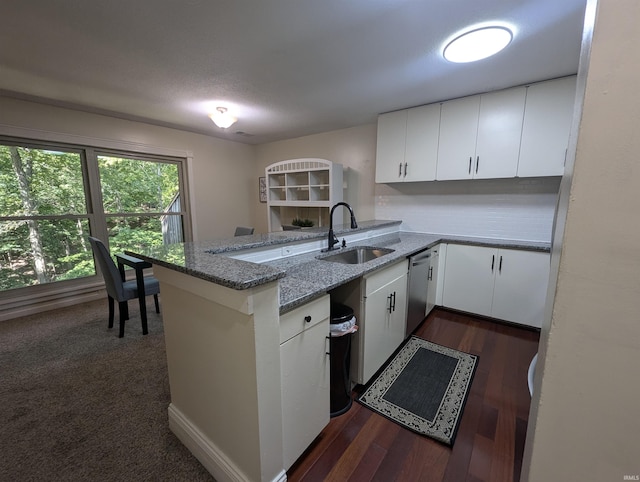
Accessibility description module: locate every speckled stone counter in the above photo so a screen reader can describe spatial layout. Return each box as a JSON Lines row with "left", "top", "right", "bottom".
{"left": 125, "top": 220, "right": 401, "bottom": 292}
{"left": 127, "top": 220, "right": 550, "bottom": 314}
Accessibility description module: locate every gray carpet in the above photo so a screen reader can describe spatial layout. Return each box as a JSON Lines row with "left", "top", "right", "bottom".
{"left": 0, "top": 298, "right": 215, "bottom": 481}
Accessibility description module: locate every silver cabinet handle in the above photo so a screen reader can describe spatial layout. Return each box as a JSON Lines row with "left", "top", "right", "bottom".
{"left": 476, "top": 156, "right": 479, "bottom": 173}
{"left": 468, "top": 157, "right": 472, "bottom": 174}
{"left": 399, "top": 162, "right": 402, "bottom": 177}
{"left": 491, "top": 254, "right": 495, "bottom": 271}
{"left": 404, "top": 163, "right": 407, "bottom": 177}
{"left": 499, "top": 255, "right": 503, "bottom": 273}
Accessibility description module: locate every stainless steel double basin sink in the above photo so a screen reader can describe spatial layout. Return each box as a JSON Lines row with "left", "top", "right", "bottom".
{"left": 317, "top": 246, "right": 394, "bottom": 265}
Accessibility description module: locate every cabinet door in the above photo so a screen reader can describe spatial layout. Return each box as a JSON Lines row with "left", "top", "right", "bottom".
{"left": 362, "top": 282, "right": 390, "bottom": 383}
{"left": 442, "top": 244, "right": 496, "bottom": 317}
{"left": 360, "top": 261, "right": 408, "bottom": 384}
{"left": 387, "top": 272, "right": 408, "bottom": 352}
{"left": 375, "top": 110, "right": 408, "bottom": 183}
{"left": 518, "top": 76, "right": 577, "bottom": 177}
{"left": 436, "top": 95, "right": 480, "bottom": 180}
{"left": 362, "top": 274, "right": 407, "bottom": 384}
{"left": 474, "top": 87, "right": 526, "bottom": 179}
{"left": 404, "top": 103, "right": 440, "bottom": 181}
{"left": 280, "top": 318, "right": 330, "bottom": 469}
{"left": 491, "top": 249, "right": 550, "bottom": 328}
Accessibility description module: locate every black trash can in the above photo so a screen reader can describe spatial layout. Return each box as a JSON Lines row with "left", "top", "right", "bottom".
{"left": 329, "top": 302, "right": 355, "bottom": 417}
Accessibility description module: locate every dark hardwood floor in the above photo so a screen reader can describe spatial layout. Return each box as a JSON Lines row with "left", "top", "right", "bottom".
{"left": 287, "top": 308, "right": 539, "bottom": 482}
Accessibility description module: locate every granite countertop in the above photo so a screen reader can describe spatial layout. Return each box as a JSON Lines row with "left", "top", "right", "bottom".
{"left": 125, "top": 220, "right": 401, "bottom": 292}
{"left": 126, "top": 220, "right": 550, "bottom": 314}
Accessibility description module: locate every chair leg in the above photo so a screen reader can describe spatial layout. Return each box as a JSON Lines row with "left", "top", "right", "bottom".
{"left": 108, "top": 296, "right": 115, "bottom": 329}
{"left": 118, "top": 301, "right": 127, "bottom": 338}
{"left": 153, "top": 294, "right": 160, "bottom": 313}
{"left": 139, "top": 295, "right": 149, "bottom": 336}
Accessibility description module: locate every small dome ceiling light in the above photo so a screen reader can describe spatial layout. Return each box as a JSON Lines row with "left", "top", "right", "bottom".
{"left": 209, "top": 107, "right": 237, "bottom": 128}
{"left": 443, "top": 26, "right": 513, "bottom": 63}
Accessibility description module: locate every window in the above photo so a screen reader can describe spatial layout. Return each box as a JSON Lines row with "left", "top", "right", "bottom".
{"left": 0, "top": 144, "right": 91, "bottom": 290}
{"left": 0, "top": 138, "right": 191, "bottom": 294}
{"left": 97, "top": 152, "right": 185, "bottom": 253}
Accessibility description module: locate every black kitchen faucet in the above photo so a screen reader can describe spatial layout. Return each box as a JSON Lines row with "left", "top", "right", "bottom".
{"left": 325, "top": 202, "right": 358, "bottom": 251}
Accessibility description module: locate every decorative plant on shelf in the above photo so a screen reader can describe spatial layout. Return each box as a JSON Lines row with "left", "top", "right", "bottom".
{"left": 291, "top": 218, "right": 314, "bottom": 227}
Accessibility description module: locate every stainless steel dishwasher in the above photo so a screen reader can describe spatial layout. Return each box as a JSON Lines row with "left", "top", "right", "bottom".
{"left": 406, "top": 249, "right": 431, "bottom": 337}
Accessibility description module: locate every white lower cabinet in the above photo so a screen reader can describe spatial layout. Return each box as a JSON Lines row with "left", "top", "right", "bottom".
{"left": 361, "top": 264, "right": 408, "bottom": 383}
{"left": 442, "top": 244, "right": 549, "bottom": 328}
{"left": 490, "top": 249, "right": 550, "bottom": 328}
{"left": 442, "top": 244, "right": 496, "bottom": 317}
{"left": 279, "top": 295, "right": 330, "bottom": 469}
{"left": 329, "top": 260, "right": 409, "bottom": 386}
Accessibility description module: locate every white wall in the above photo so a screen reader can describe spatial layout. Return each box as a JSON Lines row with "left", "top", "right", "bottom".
{"left": 375, "top": 177, "right": 560, "bottom": 241}
{"left": 523, "top": 0, "right": 640, "bottom": 480}
{"left": 0, "top": 97, "right": 256, "bottom": 241}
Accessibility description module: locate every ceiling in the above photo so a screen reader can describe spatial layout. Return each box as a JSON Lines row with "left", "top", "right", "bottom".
{"left": 0, "top": 0, "right": 587, "bottom": 145}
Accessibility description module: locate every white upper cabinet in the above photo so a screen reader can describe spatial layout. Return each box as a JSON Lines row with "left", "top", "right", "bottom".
{"left": 517, "top": 76, "right": 577, "bottom": 177}
{"left": 375, "top": 77, "right": 576, "bottom": 183}
{"left": 435, "top": 95, "right": 480, "bottom": 180}
{"left": 375, "top": 110, "right": 407, "bottom": 183}
{"left": 475, "top": 87, "right": 527, "bottom": 179}
{"left": 436, "top": 87, "right": 526, "bottom": 180}
{"left": 403, "top": 104, "right": 440, "bottom": 181}
{"left": 375, "top": 104, "right": 440, "bottom": 183}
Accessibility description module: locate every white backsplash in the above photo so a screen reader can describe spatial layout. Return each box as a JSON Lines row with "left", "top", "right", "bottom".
{"left": 374, "top": 177, "right": 561, "bottom": 242}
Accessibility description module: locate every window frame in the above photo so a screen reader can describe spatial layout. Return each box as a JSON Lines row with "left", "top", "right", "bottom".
{"left": 0, "top": 133, "right": 193, "bottom": 307}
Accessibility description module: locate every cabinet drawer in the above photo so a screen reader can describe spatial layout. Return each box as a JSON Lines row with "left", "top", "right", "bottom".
{"left": 279, "top": 294, "right": 330, "bottom": 344}
{"left": 364, "top": 259, "right": 408, "bottom": 296}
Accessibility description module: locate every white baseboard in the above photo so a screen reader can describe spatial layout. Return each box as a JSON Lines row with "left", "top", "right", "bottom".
{"left": 0, "top": 289, "right": 104, "bottom": 322}
{"left": 168, "top": 403, "right": 287, "bottom": 482}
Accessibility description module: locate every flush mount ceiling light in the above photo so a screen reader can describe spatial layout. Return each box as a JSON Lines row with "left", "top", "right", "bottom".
{"left": 443, "top": 26, "right": 513, "bottom": 63}
{"left": 209, "top": 107, "right": 237, "bottom": 129}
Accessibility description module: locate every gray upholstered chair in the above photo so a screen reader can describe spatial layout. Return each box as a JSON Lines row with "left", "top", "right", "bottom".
{"left": 88, "top": 236, "right": 160, "bottom": 337}
{"left": 234, "top": 226, "right": 255, "bottom": 236}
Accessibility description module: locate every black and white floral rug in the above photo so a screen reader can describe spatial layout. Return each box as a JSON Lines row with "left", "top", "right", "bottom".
{"left": 357, "top": 336, "right": 478, "bottom": 446}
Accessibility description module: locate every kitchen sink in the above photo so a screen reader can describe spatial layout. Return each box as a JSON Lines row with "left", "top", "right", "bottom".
{"left": 318, "top": 246, "right": 395, "bottom": 264}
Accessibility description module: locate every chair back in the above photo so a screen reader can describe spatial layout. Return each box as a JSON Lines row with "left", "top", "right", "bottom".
{"left": 234, "top": 226, "right": 254, "bottom": 236}
{"left": 88, "top": 236, "right": 126, "bottom": 301}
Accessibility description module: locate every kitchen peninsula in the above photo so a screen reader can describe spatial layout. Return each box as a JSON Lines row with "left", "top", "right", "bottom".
{"left": 128, "top": 220, "right": 549, "bottom": 482}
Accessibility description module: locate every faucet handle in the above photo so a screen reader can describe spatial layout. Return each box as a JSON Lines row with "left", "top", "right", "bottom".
{"left": 341, "top": 238, "right": 346, "bottom": 248}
